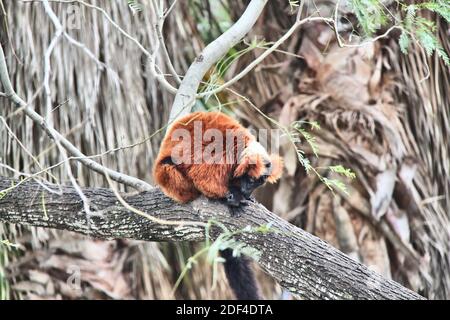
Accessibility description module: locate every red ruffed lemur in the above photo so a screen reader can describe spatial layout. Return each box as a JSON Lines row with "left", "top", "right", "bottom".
{"left": 153, "top": 111, "right": 283, "bottom": 300}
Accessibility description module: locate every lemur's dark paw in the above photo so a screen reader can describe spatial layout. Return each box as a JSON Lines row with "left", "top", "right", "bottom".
{"left": 230, "top": 207, "right": 241, "bottom": 217}
{"left": 225, "top": 192, "right": 241, "bottom": 207}
{"left": 247, "top": 195, "right": 257, "bottom": 203}
{"left": 239, "top": 199, "right": 250, "bottom": 207}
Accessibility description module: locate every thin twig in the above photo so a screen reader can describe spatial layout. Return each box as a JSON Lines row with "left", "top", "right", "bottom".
{"left": 0, "top": 116, "right": 59, "bottom": 183}
{"left": 199, "top": 17, "right": 332, "bottom": 98}
{"left": 103, "top": 169, "right": 207, "bottom": 228}
{"left": 0, "top": 43, "right": 153, "bottom": 191}
{"left": 168, "top": 0, "right": 269, "bottom": 123}
{"left": 22, "top": 0, "right": 178, "bottom": 94}
{"left": 0, "top": 163, "right": 62, "bottom": 194}
{"left": 152, "top": 0, "right": 181, "bottom": 84}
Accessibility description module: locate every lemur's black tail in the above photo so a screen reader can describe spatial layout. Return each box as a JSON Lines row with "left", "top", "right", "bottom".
{"left": 220, "top": 248, "right": 261, "bottom": 300}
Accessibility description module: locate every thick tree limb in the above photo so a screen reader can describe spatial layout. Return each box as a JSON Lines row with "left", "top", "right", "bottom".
{"left": 0, "top": 177, "right": 423, "bottom": 300}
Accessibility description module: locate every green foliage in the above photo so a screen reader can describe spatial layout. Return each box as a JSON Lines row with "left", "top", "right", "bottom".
{"left": 202, "top": 38, "right": 268, "bottom": 99}
{"left": 400, "top": 3, "right": 450, "bottom": 65}
{"left": 420, "top": 1, "right": 450, "bottom": 23}
{"left": 349, "top": 0, "right": 388, "bottom": 36}
{"left": 413, "top": 15, "right": 450, "bottom": 65}
{"left": 0, "top": 239, "right": 21, "bottom": 250}
{"left": 322, "top": 177, "right": 350, "bottom": 195}
{"left": 172, "top": 220, "right": 275, "bottom": 293}
{"left": 0, "top": 239, "right": 21, "bottom": 300}
{"left": 407, "top": 3, "right": 449, "bottom": 64}
{"left": 348, "top": 0, "right": 450, "bottom": 65}
{"left": 127, "top": 0, "right": 143, "bottom": 14}
{"left": 399, "top": 31, "right": 410, "bottom": 54}
{"left": 329, "top": 165, "right": 357, "bottom": 179}
{"left": 255, "top": 221, "right": 275, "bottom": 234}
{"left": 288, "top": 0, "right": 300, "bottom": 13}
{"left": 292, "top": 121, "right": 320, "bottom": 158}
{"left": 286, "top": 121, "right": 356, "bottom": 194}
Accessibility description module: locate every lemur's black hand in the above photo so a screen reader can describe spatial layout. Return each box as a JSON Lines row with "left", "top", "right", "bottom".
{"left": 225, "top": 186, "right": 252, "bottom": 217}
{"left": 226, "top": 186, "right": 245, "bottom": 207}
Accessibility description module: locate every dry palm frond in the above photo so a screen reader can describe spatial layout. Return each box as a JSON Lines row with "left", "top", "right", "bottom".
{"left": 1, "top": 0, "right": 449, "bottom": 300}
{"left": 386, "top": 11, "right": 450, "bottom": 299}
{"left": 0, "top": 0, "right": 230, "bottom": 300}
{"left": 222, "top": 1, "right": 450, "bottom": 299}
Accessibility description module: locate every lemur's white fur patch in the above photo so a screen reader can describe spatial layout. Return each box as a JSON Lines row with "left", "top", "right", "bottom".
{"left": 240, "top": 140, "right": 269, "bottom": 162}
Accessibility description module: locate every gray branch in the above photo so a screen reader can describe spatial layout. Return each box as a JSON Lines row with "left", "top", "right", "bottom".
{"left": 0, "top": 177, "right": 424, "bottom": 300}
{"left": 168, "top": 0, "right": 268, "bottom": 122}
{"left": 0, "top": 44, "right": 153, "bottom": 192}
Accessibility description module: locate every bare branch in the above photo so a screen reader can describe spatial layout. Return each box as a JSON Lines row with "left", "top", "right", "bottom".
{"left": 23, "top": 0, "right": 178, "bottom": 94}
{"left": 168, "top": 0, "right": 269, "bottom": 122}
{"left": 0, "top": 116, "right": 58, "bottom": 182}
{"left": 333, "top": 0, "right": 403, "bottom": 49}
{"left": 199, "top": 15, "right": 333, "bottom": 99}
{"left": 42, "top": 0, "right": 103, "bottom": 216}
{"left": 41, "top": 0, "right": 110, "bottom": 73}
{"left": 0, "top": 44, "right": 153, "bottom": 191}
{"left": 151, "top": 0, "right": 181, "bottom": 84}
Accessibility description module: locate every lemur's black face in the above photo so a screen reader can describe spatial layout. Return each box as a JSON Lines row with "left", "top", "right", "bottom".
{"left": 239, "top": 174, "right": 268, "bottom": 199}
{"left": 226, "top": 173, "right": 269, "bottom": 207}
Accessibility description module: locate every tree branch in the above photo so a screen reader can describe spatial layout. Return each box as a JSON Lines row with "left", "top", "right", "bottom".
{"left": 168, "top": 0, "right": 268, "bottom": 122}
{"left": 0, "top": 43, "right": 153, "bottom": 192}
{"left": 0, "top": 176, "right": 424, "bottom": 300}
{"left": 23, "top": 0, "right": 178, "bottom": 94}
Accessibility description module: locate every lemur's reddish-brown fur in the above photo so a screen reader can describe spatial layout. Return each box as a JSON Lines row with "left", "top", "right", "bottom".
{"left": 153, "top": 111, "right": 283, "bottom": 300}
{"left": 153, "top": 111, "right": 283, "bottom": 203}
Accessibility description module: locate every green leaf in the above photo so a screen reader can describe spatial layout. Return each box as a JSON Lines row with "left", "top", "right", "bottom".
{"left": 399, "top": 32, "right": 410, "bottom": 54}
{"left": 349, "top": 0, "right": 389, "bottom": 36}
{"left": 437, "top": 46, "right": 450, "bottom": 66}
{"left": 402, "top": 8, "right": 450, "bottom": 66}
{"left": 418, "top": 29, "right": 438, "bottom": 56}
{"left": 0, "top": 239, "right": 21, "bottom": 250}
{"left": 323, "top": 177, "right": 349, "bottom": 195}
{"left": 310, "top": 121, "right": 321, "bottom": 130}
{"left": 288, "top": 0, "right": 300, "bottom": 13}
{"left": 255, "top": 222, "right": 274, "bottom": 234}
{"left": 405, "top": 5, "right": 417, "bottom": 30}
{"left": 127, "top": 0, "right": 143, "bottom": 14}
{"left": 421, "top": 1, "right": 450, "bottom": 23}
{"left": 329, "top": 165, "right": 357, "bottom": 179}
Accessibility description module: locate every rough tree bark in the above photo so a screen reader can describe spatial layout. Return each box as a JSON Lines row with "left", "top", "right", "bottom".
{"left": 0, "top": 177, "right": 423, "bottom": 300}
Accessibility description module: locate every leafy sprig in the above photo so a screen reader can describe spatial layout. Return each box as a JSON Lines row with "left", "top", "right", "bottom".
{"left": 287, "top": 121, "right": 356, "bottom": 195}
{"left": 172, "top": 220, "right": 276, "bottom": 294}
{"left": 348, "top": 0, "right": 449, "bottom": 65}
{"left": 127, "top": 0, "right": 143, "bottom": 14}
